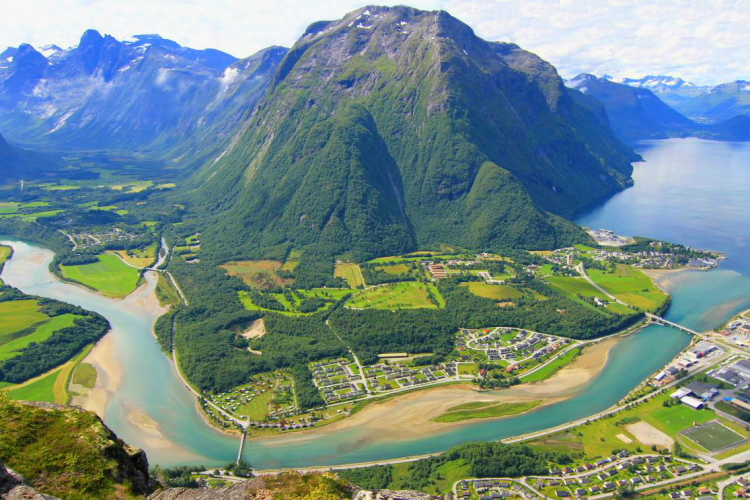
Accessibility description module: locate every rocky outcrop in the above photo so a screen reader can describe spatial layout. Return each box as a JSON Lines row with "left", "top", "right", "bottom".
{"left": 0, "top": 463, "right": 59, "bottom": 500}
{"left": 354, "top": 489, "right": 442, "bottom": 500}
{"left": 0, "top": 398, "right": 154, "bottom": 499}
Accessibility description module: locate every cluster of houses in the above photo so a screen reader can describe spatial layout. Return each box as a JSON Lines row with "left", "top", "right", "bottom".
{"left": 542, "top": 454, "right": 701, "bottom": 498}
{"left": 247, "top": 420, "right": 314, "bottom": 431}
{"left": 310, "top": 358, "right": 366, "bottom": 404}
{"left": 459, "top": 328, "right": 571, "bottom": 366}
{"left": 729, "top": 476, "right": 750, "bottom": 498}
{"left": 70, "top": 227, "right": 140, "bottom": 249}
{"left": 455, "top": 480, "right": 538, "bottom": 500}
{"left": 365, "top": 362, "right": 455, "bottom": 392}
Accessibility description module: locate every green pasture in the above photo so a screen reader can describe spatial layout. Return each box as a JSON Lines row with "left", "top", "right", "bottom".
{"left": 61, "top": 254, "right": 141, "bottom": 298}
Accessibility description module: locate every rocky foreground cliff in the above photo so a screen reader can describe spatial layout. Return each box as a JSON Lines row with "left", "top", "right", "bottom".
{"left": 0, "top": 396, "right": 437, "bottom": 500}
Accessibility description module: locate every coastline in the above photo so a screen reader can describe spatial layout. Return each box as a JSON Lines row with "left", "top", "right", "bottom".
{"left": 250, "top": 337, "right": 619, "bottom": 446}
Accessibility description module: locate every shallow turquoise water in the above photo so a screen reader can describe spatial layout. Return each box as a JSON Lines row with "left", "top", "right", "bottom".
{"left": 2, "top": 138, "right": 749, "bottom": 468}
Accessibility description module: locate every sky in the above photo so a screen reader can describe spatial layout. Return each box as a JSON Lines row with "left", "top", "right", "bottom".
{"left": 2, "top": 0, "right": 749, "bottom": 85}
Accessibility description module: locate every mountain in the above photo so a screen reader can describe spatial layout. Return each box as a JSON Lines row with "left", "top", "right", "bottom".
{"left": 0, "top": 31, "right": 287, "bottom": 172}
{"left": 0, "top": 131, "right": 64, "bottom": 184}
{"left": 189, "top": 6, "right": 638, "bottom": 258}
{"left": 567, "top": 74, "right": 750, "bottom": 143}
{"left": 612, "top": 75, "right": 708, "bottom": 107}
{"left": 675, "top": 80, "right": 750, "bottom": 124}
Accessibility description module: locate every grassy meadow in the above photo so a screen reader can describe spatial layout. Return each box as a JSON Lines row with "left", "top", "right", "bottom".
{"left": 60, "top": 254, "right": 141, "bottom": 298}
{"left": 588, "top": 264, "right": 668, "bottom": 312}
{"left": 346, "top": 282, "right": 444, "bottom": 310}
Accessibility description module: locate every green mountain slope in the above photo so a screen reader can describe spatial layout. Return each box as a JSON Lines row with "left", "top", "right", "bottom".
{"left": 189, "top": 6, "right": 637, "bottom": 258}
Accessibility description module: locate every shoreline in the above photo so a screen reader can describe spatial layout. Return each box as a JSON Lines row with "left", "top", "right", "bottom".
{"left": 249, "top": 337, "right": 619, "bottom": 446}
{"left": 70, "top": 271, "right": 166, "bottom": 419}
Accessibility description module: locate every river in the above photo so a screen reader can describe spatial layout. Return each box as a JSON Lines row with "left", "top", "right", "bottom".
{"left": 2, "top": 138, "right": 750, "bottom": 469}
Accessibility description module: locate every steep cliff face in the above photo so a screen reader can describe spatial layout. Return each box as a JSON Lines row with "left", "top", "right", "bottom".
{"left": 190, "top": 6, "right": 637, "bottom": 258}
{"left": 0, "top": 398, "right": 153, "bottom": 500}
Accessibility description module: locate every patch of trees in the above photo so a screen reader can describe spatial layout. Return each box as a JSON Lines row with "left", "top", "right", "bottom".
{"left": 336, "top": 465, "right": 393, "bottom": 489}
{"left": 291, "top": 364, "right": 325, "bottom": 410}
{"left": 57, "top": 254, "right": 99, "bottom": 266}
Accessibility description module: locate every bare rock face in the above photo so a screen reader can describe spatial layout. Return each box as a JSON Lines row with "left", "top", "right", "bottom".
{"left": 0, "top": 463, "right": 59, "bottom": 500}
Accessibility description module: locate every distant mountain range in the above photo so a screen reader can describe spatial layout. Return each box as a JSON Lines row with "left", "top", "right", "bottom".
{"left": 567, "top": 74, "right": 750, "bottom": 143}
{"left": 610, "top": 74, "right": 750, "bottom": 125}
{"left": 0, "top": 31, "right": 288, "bottom": 173}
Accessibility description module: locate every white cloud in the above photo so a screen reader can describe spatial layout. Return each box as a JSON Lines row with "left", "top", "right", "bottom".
{"left": 1, "top": 0, "right": 748, "bottom": 85}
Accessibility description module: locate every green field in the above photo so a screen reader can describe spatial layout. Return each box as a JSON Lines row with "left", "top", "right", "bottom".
{"left": 0, "top": 300, "right": 48, "bottom": 345}
{"left": 433, "top": 400, "right": 541, "bottom": 423}
{"left": 529, "top": 393, "right": 720, "bottom": 457}
{"left": 522, "top": 348, "right": 581, "bottom": 383}
{"left": 377, "top": 263, "right": 411, "bottom": 276}
{"left": 0, "top": 245, "right": 11, "bottom": 269}
{"left": 546, "top": 275, "right": 609, "bottom": 300}
{"left": 60, "top": 254, "right": 141, "bottom": 298}
{"left": 334, "top": 262, "right": 365, "bottom": 288}
{"left": 71, "top": 363, "right": 98, "bottom": 389}
{"left": 461, "top": 282, "right": 523, "bottom": 301}
{"left": 6, "top": 369, "right": 61, "bottom": 403}
{"left": 683, "top": 421, "right": 745, "bottom": 452}
{"left": 282, "top": 250, "right": 302, "bottom": 271}
{"left": 239, "top": 288, "right": 350, "bottom": 316}
{"left": 588, "top": 264, "right": 668, "bottom": 312}
{"left": 0, "top": 314, "right": 80, "bottom": 361}
{"left": 346, "top": 282, "right": 444, "bottom": 309}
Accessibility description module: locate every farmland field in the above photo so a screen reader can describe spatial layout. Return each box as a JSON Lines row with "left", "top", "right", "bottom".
{"left": 109, "top": 242, "right": 158, "bottom": 268}
{"left": 461, "top": 282, "right": 523, "bottom": 301}
{"left": 346, "top": 282, "right": 444, "bottom": 309}
{"left": 0, "top": 300, "right": 48, "bottom": 345}
{"left": 282, "top": 250, "right": 302, "bottom": 271}
{"left": 683, "top": 421, "right": 745, "bottom": 452}
{"left": 0, "top": 314, "right": 80, "bottom": 361}
{"left": 60, "top": 254, "right": 141, "bottom": 298}
{"left": 588, "top": 264, "right": 668, "bottom": 312}
{"left": 334, "top": 262, "right": 365, "bottom": 287}
{"left": 545, "top": 275, "right": 609, "bottom": 300}
{"left": 222, "top": 260, "right": 291, "bottom": 289}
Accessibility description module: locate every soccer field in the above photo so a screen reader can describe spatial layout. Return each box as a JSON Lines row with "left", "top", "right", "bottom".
{"left": 683, "top": 421, "right": 745, "bottom": 452}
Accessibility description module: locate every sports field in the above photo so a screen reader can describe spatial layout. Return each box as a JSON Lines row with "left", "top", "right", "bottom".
{"left": 461, "top": 282, "right": 523, "bottom": 301}
{"left": 347, "top": 282, "right": 444, "bottom": 309}
{"left": 0, "top": 300, "right": 48, "bottom": 344}
{"left": 588, "top": 264, "right": 668, "bottom": 312}
{"left": 61, "top": 254, "right": 140, "bottom": 298}
{"left": 683, "top": 421, "right": 745, "bottom": 452}
{"left": 335, "top": 262, "right": 365, "bottom": 287}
